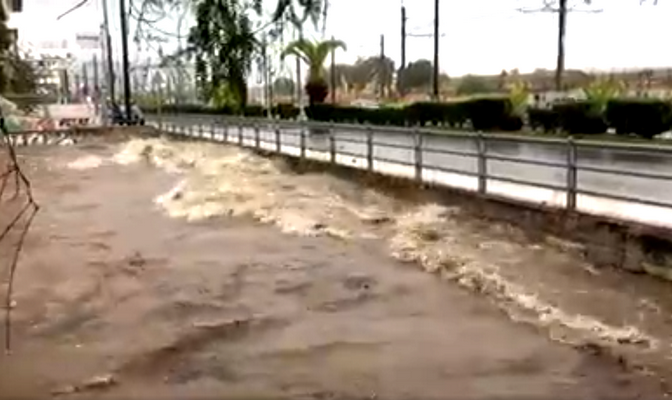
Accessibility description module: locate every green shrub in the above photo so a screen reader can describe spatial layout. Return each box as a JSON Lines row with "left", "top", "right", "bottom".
{"left": 605, "top": 99, "right": 672, "bottom": 139}
{"left": 462, "top": 97, "right": 520, "bottom": 131}
{"left": 552, "top": 101, "right": 607, "bottom": 135}
{"left": 272, "top": 103, "right": 300, "bottom": 120}
{"left": 528, "top": 108, "right": 560, "bottom": 133}
{"left": 243, "top": 105, "right": 265, "bottom": 117}
{"left": 403, "top": 102, "right": 467, "bottom": 127}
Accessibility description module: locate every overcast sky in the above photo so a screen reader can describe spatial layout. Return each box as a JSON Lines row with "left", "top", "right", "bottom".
{"left": 8, "top": 0, "right": 672, "bottom": 76}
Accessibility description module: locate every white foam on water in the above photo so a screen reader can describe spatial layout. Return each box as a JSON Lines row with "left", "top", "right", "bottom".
{"left": 110, "top": 136, "right": 658, "bottom": 354}
{"left": 388, "top": 203, "right": 655, "bottom": 348}
{"left": 66, "top": 155, "right": 105, "bottom": 170}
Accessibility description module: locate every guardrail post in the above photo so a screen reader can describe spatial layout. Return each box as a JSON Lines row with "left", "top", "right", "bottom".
{"left": 210, "top": 121, "right": 215, "bottom": 140}
{"left": 477, "top": 133, "right": 487, "bottom": 194}
{"left": 329, "top": 123, "right": 336, "bottom": 164}
{"left": 300, "top": 122, "right": 307, "bottom": 160}
{"left": 198, "top": 123, "right": 204, "bottom": 138}
{"left": 223, "top": 122, "right": 229, "bottom": 142}
{"left": 275, "top": 124, "right": 281, "bottom": 153}
{"left": 238, "top": 120, "right": 243, "bottom": 146}
{"left": 188, "top": 124, "right": 194, "bottom": 137}
{"left": 366, "top": 125, "right": 374, "bottom": 172}
{"left": 254, "top": 122, "right": 260, "bottom": 149}
{"left": 566, "top": 137, "right": 578, "bottom": 211}
{"left": 414, "top": 128, "right": 423, "bottom": 182}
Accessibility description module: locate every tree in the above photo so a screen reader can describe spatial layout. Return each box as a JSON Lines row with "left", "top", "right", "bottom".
{"left": 0, "top": 1, "right": 15, "bottom": 94}
{"left": 185, "top": 0, "right": 258, "bottom": 109}
{"left": 456, "top": 75, "right": 496, "bottom": 96}
{"left": 271, "top": 0, "right": 324, "bottom": 30}
{"left": 398, "top": 59, "right": 433, "bottom": 92}
{"left": 273, "top": 76, "right": 295, "bottom": 97}
{"left": 324, "top": 63, "right": 351, "bottom": 91}
{"left": 281, "top": 38, "right": 346, "bottom": 105}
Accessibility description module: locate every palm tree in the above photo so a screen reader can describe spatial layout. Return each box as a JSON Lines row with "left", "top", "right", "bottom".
{"left": 281, "top": 38, "right": 346, "bottom": 105}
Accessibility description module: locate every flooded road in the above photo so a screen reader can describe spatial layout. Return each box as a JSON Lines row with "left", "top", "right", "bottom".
{"left": 0, "top": 137, "right": 670, "bottom": 399}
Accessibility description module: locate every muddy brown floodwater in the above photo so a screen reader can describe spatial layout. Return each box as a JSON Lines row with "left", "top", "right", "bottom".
{"left": 0, "top": 138, "right": 669, "bottom": 399}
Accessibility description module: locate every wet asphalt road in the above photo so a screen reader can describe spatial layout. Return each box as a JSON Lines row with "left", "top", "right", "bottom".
{"left": 152, "top": 114, "right": 672, "bottom": 208}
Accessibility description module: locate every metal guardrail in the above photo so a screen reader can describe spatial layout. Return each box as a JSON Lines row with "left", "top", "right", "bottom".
{"left": 151, "top": 114, "right": 672, "bottom": 221}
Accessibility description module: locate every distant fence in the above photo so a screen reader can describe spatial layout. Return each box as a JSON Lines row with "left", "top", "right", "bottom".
{"left": 149, "top": 114, "right": 672, "bottom": 229}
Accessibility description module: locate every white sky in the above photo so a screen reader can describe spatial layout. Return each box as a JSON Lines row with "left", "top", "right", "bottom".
{"left": 8, "top": 0, "right": 672, "bottom": 76}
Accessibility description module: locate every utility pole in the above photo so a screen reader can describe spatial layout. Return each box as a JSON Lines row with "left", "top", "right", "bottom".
{"left": 379, "top": 34, "right": 385, "bottom": 99}
{"left": 261, "top": 34, "right": 269, "bottom": 109}
{"left": 82, "top": 61, "right": 89, "bottom": 98}
{"left": 101, "top": 0, "right": 115, "bottom": 105}
{"left": 398, "top": 5, "right": 407, "bottom": 97}
{"left": 119, "top": 0, "right": 132, "bottom": 121}
{"left": 330, "top": 35, "right": 336, "bottom": 104}
{"left": 555, "top": 0, "right": 567, "bottom": 91}
{"left": 432, "top": 0, "right": 439, "bottom": 100}
{"left": 518, "top": 1, "right": 601, "bottom": 92}
{"left": 400, "top": 6, "right": 406, "bottom": 70}
{"left": 93, "top": 53, "right": 100, "bottom": 116}
{"left": 295, "top": 57, "right": 302, "bottom": 108}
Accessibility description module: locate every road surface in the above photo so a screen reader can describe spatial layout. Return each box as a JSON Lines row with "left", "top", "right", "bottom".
{"left": 156, "top": 114, "right": 672, "bottom": 209}
{"left": 1, "top": 136, "right": 671, "bottom": 399}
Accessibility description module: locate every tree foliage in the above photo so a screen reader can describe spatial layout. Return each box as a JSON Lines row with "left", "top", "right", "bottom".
{"left": 456, "top": 75, "right": 496, "bottom": 96}
{"left": 281, "top": 38, "right": 345, "bottom": 104}
{"left": 186, "top": 0, "right": 258, "bottom": 109}
{"left": 273, "top": 76, "right": 295, "bottom": 96}
{"left": 398, "top": 59, "right": 433, "bottom": 92}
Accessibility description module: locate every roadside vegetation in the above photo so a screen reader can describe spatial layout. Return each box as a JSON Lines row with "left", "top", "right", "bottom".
{"left": 137, "top": 0, "right": 672, "bottom": 142}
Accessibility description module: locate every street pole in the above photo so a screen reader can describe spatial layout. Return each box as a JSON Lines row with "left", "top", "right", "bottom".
{"left": 555, "top": 0, "right": 567, "bottom": 91}
{"left": 261, "top": 34, "right": 269, "bottom": 109}
{"left": 119, "top": 0, "right": 132, "bottom": 121}
{"left": 400, "top": 6, "right": 406, "bottom": 70}
{"left": 432, "top": 0, "right": 439, "bottom": 100}
{"left": 93, "top": 53, "right": 100, "bottom": 118}
{"left": 101, "top": 0, "right": 115, "bottom": 105}
{"left": 330, "top": 35, "right": 336, "bottom": 104}
{"left": 379, "top": 34, "right": 385, "bottom": 99}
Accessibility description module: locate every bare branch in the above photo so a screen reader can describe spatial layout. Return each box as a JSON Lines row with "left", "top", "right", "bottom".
{"left": 0, "top": 117, "right": 39, "bottom": 354}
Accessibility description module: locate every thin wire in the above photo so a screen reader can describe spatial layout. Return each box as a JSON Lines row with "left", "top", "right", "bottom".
{"left": 56, "top": 0, "right": 91, "bottom": 20}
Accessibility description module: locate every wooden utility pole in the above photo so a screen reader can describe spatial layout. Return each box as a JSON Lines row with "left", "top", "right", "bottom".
{"left": 101, "top": 0, "right": 115, "bottom": 104}
{"left": 555, "top": 0, "right": 567, "bottom": 91}
{"left": 330, "top": 35, "right": 336, "bottom": 104}
{"left": 432, "top": 0, "right": 439, "bottom": 100}
{"left": 119, "top": 0, "right": 132, "bottom": 120}
{"left": 519, "top": 1, "right": 601, "bottom": 92}
{"left": 379, "top": 34, "right": 385, "bottom": 98}
{"left": 400, "top": 6, "right": 406, "bottom": 70}
{"left": 261, "top": 35, "right": 268, "bottom": 107}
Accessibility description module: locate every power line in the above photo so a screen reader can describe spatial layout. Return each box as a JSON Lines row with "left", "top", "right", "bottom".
{"left": 517, "top": 0, "right": 602, "bottom": 90}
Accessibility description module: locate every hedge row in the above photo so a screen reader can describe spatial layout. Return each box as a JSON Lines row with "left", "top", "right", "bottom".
{"left": 145, "top": 98, "right": 672, "bottom": 139}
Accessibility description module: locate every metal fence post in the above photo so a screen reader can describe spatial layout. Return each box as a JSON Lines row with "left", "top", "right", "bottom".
{"left": 477, "top": 133, "right": 487, "bottom": 194}
{"left": 366, "top": 125, "right": 373, "bottom": 172}
{"left": 188, "top": 124, "right": 193, "bottom": 137}
{"left": 300, "top": 122, "right": 307, "bottom": 160}
{"left": 198, "top": 123, "right": 204, "bottom": 138}
{"left": 210, "top": 121, "right": 215, "bottom": 140}
{"left": 329, "top": 123, "right": 336, "bottom": 164}
{"left": 414, "top": 128, "right": 423, "bottom": 182}
{"left": 566, "top": 137, "right": 578, "bottom": 211}
{"left": 275, "top": 124, "right": 281, "bottom": 153}
{"left": 254, "top": 122, "right": 260, "bottom": 149}
{"left": 223, "top": 122, "right": 229, "bottom": 142}
{"left": 238, "top": 120, "right": 243, "bottom": 146}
